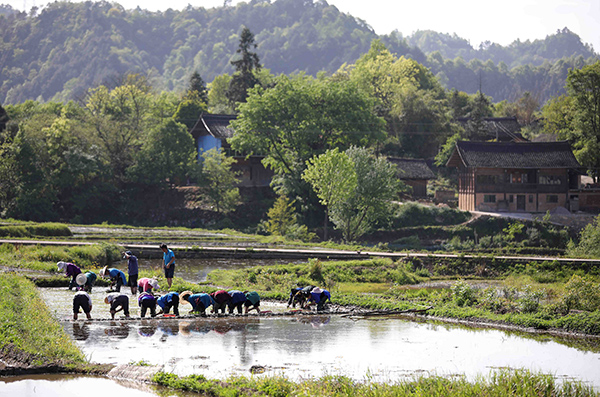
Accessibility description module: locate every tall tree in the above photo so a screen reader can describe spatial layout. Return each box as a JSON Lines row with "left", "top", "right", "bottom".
{"left": 187, "top": 71, "right": 209, "bottom": 104}
{"left": 226, "top": 27, "right": 262, "bottom": 109}
{"left": 566, "top": 61, "right": 600, "bottom": 181}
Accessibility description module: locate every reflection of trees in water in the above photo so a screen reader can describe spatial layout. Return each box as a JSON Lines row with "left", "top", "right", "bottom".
{"left": 72, "top": 321, "right": 91, "bottom": 341}
{"left": 105, "top": 321, "right": 130, "bottom": 339}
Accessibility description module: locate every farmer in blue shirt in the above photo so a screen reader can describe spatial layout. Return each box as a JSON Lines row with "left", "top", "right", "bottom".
{"left": 100, "top": 266, "right": 127, "bottom": 292}
{"left": 305, "top": 287, "right": 331, "bottom": 311}
{"left": 123, "top": 251, "right": 138, "bottom": 295}
{"left": 180, "top": 291, "right": 213, "bottom": 315}
{"left": 227, "top": 290, "right": 247, "bottom": 314}
{"left": 156, "top": 292, "right": 180, "bottom": 316}
{"left": 160, "top": 243, "right": 175, "bottom": 289}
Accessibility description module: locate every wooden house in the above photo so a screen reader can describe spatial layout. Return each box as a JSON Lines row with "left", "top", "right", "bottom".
{"left": 189, "top": 113, "right": 273, "bottom": 187}
{"left": 446, "top": 141, "right": 582, "bottom": 212}
{"left": 388, "top": 158, "right": 435, "bottom": 198}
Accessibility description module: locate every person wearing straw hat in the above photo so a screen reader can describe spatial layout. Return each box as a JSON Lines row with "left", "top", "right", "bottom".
{"left": 72, "top": 290, "right": 92, "bottom": 320}
{"left": 100, "top": 266, "right": 127, "bottom": 292}
{"left": 104, "top": 292, "right": 130, "bottom": 319}
{"left": 57, "top": 261, "right": 82, "bottom": 290}
{"left": 180, "top": 291, "right": 213, "bottom": 315}
{"left": 160, "top": 243, "right": 175, "bottom": 289}
{"left": 123, "top": 251, "right": 138, "bottom": 295}
{"left": 138, "top": 291, "right": 158, "bottom": 318}
{"left": 243, "top": 291, "right": 261, "bottom": 314}
{"left": 78, "top": 271, "right": 97, "bottom": 293}
{"left": 156, "top": 291, "right": 180, "bottom": 316}
{"left": 138, "top": 277, "right": 159, "bottom": 294}
{"left": 304, "top": 287, "right": 331, "bottom": 311}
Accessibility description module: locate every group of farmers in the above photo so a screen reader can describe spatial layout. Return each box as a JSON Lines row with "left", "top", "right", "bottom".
{"left": 63, "top": 243, "right": 328, "bottom": 320}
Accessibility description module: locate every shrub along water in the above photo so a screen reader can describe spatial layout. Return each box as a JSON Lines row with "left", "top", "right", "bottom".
{"left": 0, "top": 274, "right": 85, "bottom": 368}
{"left": 153, "top": 369, "right": 598, "bottom": 396}
{"left": 0, "top": 223, "right": 72, "bottom": 238}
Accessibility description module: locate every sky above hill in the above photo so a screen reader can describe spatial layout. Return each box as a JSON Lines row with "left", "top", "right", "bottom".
{"left": 6, "top": 0, "right": 600, "bottom": 52}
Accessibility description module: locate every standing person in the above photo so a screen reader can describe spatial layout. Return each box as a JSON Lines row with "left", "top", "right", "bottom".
{"left": 244, "top": 291, "right": 261, "bottom": 314}
{"left": 138, "top": 277, "right": 159, "bottom": 293}
{"left": 180, "top": 291, "right": 213, "bottom": 315}
{"left": 123, "top": 251, "right": 138, "bottom": 295}
{"left": 210, "top": 290, "right": 232, "bottom": 314}
{"left": 100, "top": 267, "right": 127, "bottom": 292}
{"left": 156, "top": 292, "right": 180, "bottom": 316}
{"left": 227, "top": 290, "right": 247, "bottom": 314}
{"left": 58, "top": 261, "right": 82, "bottom": 290}
{"left": 138, "top": 292, "right": 157, "bottom": 318}
{"left": 104, "top": 292, "right": 130, "bottom": 319}
{"left": 160, "top": 243, "right": 175, "bottom": 289}
{"left": 82, "top": 271, "right": 97, "bottom": 293}
{"left": 73, "top": 290, "right": 92, "bottom": 320}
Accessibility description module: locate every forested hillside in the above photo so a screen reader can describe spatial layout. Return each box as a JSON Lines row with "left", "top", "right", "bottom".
{"left": 0, "top": 0, "right": 597, "bottom": 105}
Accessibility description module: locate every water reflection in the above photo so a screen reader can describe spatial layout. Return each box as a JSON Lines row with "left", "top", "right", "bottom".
{"left": 39, "top": 288, "right": 600, "bottom": 387}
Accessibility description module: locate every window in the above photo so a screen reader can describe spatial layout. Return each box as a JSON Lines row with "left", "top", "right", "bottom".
{"left": 546, "top": 195, "right": 559, "bottom": 203}
{"left": 539, "top": 175, "right": 562, "bottom": 185}
{"left": 510, "top": 173, "right": 529, "bottom": 183}
{"left": 509, "top": 195, "right": 514, "bottom": 203}
{"left": 484, "top": 195, "right": 496, "bottom": 203}
{"left": 529, "top": 195, "right": 533, "bottom": 203}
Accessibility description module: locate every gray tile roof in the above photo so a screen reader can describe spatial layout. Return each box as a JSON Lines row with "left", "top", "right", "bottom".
{"left": 388, "top": 158, "right": 435, "bottom": 179}
{"left": 447, "top": 141, "right": 582, "bottom": 169}
{"left": 190, "top": 113, "right": 236, "bottom": 140}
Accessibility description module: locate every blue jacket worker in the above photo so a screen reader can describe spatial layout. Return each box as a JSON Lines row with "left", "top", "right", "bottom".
{"left": 100, "top": 267, "right": 127, "bottom": 292}
{"left": 160, "top": 243, "right": 175, "bottom": 289}
{"left": 138, "top": 292, "right": 157, "bottom": 318}
{"left": 104, "top": 292, "right": 130, "bottom": 319}
{"left": 73, "top": 290, "right": 92, "bottom": 320}
{"left": 156, "top": 292, "right": 180, "bottom": 316}
{"left": 244, "top": 291, "right": 261, "bottom": 314}
{"left": 305, "top": 287, "right": 331, "bottom": 311}
{"left": 123, "top": 251, "right": 139, "bottom": 295}
{"left": 227, "top": 290, "right": 247, "bottom": 314}
{"left": 180, "top": 291, "right": 213, "bottom": 315}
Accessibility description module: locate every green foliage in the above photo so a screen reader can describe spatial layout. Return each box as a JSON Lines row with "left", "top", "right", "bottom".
{"left": 226, "top": 27, "right": 261, "bottom": 108}
{"left": 263, "top": 196, "right": 315, "bottom": 242}
{"left": 567, "top": 214, "right": 600, "bottom": 258}
{"left": 451, "top": 279, "right": 477, "bottom": 306}
{"left": 0, "top": 274, "right": 85, "bottom": 365}
{"left": 0, "top": 223, "right": 71, "bottom": 237}
{"left": 199, "top": 148, "right": 241, "bottom": 214}
{"left": 561, "top": 274, "right": 600, "bottom": 311}
{"left": 153, "top": 369, "right": 598, "bottom": 396}
{"left": 391, "top": 202, "right": 470, "bottom": 228}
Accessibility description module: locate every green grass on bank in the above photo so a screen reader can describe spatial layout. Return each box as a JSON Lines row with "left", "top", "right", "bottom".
{"left": 153, "top": 369, "right": 598, "bottom": 397}
{"left": 0, "top": 274, "right": 85, "bottom": 367}
{"left": 0, "top": 223, "right": 72, "bottom": 238}
{"left": 0, "top": 242, "right": 122, "bottom": 272}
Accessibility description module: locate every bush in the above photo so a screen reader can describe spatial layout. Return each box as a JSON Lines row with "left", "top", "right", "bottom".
{"left": 561, "top": 274, "right": 600, "bottom": 311}
{"left": 391, "top": 202, "right": 470, "bottom": 228}
{"left": 451, "top": 280, "right": 477, "bottom": 307}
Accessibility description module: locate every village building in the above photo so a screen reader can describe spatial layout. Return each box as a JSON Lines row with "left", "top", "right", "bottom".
{"left": 388, "top": 158, "right": 435, "bottom": 198}
{"left": 189, "top": 113, "right": 273, "bottom": 188}
{"left": 446, "top": 141, "right": 585, "bottom": 213}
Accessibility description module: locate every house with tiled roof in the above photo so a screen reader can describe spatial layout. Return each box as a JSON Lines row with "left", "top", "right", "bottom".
{"left": 446, "top": 141, "right": 583, "bottom": 212}
{"left": 189, "top": 113, "right": 273, "bottom": 187}
{"left": 388, "top": 158, "right": 435, "bottom": 198}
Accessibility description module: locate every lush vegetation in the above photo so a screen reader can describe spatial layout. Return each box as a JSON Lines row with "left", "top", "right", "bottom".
{"left": 0, "top": 222, "right": 72, "bottom": 238}
{"left": 153, "top": 369, "right": 599, "bottom": 396}
{"left": 0, "top": 274, "right": 86, "bottom": 367}
{"left": 0, "top": 2, "right": 596, "bottom": 105}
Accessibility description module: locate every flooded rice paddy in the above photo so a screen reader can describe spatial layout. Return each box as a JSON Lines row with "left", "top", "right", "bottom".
{"left": 35, "top": 287, "right": 600, "bottom": 388}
